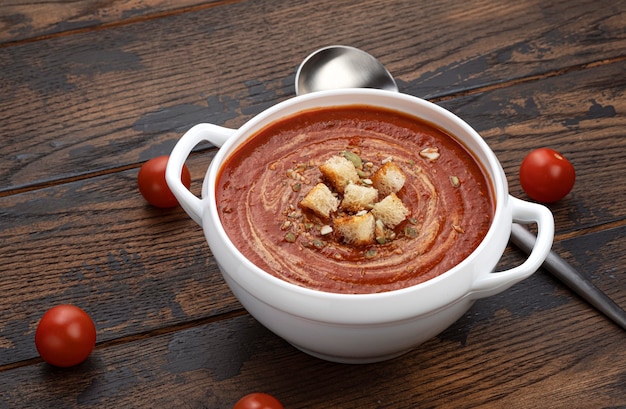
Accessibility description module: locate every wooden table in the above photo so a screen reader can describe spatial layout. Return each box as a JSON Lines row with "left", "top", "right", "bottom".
{"left": 1, "top": 1, "right": 625, "bottom": 407}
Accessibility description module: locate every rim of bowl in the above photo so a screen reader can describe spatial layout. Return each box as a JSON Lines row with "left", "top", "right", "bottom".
{"left": 203, "top": 89, "right": 508, "bottom": 313}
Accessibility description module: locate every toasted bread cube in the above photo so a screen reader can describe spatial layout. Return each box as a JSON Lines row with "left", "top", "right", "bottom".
{"left": 371, "top": 161, "right": 406, "bottom": 197}
{"left": 300, "top": 183, "right": 339, "bottom": 218}
{"left": 341, "top": 184, "right": 378, "bottom": 212}
{"left": 334, "top": 212, "right": 376, "bottom": 246}
{"left": 371, "top": 193, "right": 410, "bottom": 228}
{"left": 319, "top": 155, "right": 359, "bottom": 193}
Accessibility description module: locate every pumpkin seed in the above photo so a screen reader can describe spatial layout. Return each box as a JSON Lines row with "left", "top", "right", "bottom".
{"left": 342, "top": 151, "right": 363, "bottom": 168}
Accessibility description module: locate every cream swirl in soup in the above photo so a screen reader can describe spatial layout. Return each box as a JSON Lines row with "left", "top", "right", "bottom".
{"left": 216, "top": 106, "right": 494, "bottom": 294}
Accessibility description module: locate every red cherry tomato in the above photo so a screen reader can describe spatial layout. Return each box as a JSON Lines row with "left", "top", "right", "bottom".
{"left": 234, "top": 393, "right": 284, "bottom": 409}
{"left": 35, "top": 305, "right": 96, "bottom": 367}
{"left": 138, "top": 155, "right": 191, "bottom": 208}
{"left": 519, "top": 148, "right": 575, "bottom": 203}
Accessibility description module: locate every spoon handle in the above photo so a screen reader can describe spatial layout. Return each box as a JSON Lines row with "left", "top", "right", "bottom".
{"left": 510, "top": 223, "right": 626, "bottom": 331}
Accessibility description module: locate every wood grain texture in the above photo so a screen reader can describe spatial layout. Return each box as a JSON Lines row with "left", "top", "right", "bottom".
{"left": 0, "top": 0, "right": 226, "bottom": 44}
{"left": 1, "top": 296, "right": 624, "bottom": 408}
{"left": 1, "top": 0, "right": 625, "bottom": 192}
{"left": 0, "top": 152, "right": 240, "bottom": 366}
{"left": 1, "top": 0, "right": 625, "bottom": 407}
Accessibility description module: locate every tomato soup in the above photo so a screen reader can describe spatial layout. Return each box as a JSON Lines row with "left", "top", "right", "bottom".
{"left": 216, "top": 106, "right": 494, "bottom": 294}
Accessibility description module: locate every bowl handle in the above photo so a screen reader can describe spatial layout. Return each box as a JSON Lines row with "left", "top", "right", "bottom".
{"left": 165, "top": 123, "right": 236, "bottom": 226}
{"left": 470, "top": 195, "right": 554, "bottom": 297}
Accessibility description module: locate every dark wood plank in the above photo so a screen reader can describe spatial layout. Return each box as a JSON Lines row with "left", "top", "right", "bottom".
{"left": 398, "top": 0, "right": 626, "bottom": 99}
{"left": 0, "top": 0, "right": 224, "bottom": 44}
{"left": 555, "top": 225, "right": 626, "bottom": 306}
{"left": 2, "top": 0, "right": 625, "bottom": 192}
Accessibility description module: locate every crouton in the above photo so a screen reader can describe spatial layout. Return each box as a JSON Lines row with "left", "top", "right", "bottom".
{"left": 371, "top": 193, "right": 410, "bottom": 228}
{"left": 371, "top": 161, "right": 406, "bottom": 197}
{"left": 334, "top": 212, "right": 376, "bottom": 246}
{"left": 300, "top": 183, "right": 339, "bottom": 218}
{"left": 341, "top": 183, "right": 378, "bottom": 212}
{"left": 319, "top": 155, "right": 359, "bottom": 193}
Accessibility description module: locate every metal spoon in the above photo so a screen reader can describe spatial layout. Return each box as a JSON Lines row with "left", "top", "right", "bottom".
{"left": 296, "top": 45, "right": 398, "bottom": 95}
{"left": 295, "top": 45, "right": 626, "bottom": 331}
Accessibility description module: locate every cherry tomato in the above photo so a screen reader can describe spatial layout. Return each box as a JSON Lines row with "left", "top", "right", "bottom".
{"left": 138, "top": 155, "right": 191, "bottom": 208}
{"left": 35, "top": 305, "right": 96, "bottom": 367}
{"left": 234, "top": 392, "right": 284, "bottom": 409}
{"left": 519, "top": 148, "right": 575, "bottom": 203}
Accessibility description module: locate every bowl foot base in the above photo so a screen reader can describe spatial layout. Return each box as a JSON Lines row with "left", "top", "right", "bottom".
{"left": 291, "top": 344, "right": 412, "bottom": 364}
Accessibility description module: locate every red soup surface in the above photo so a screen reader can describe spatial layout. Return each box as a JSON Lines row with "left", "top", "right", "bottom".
{"left": 217, "top": 106, "right": 494, "bottom": 294}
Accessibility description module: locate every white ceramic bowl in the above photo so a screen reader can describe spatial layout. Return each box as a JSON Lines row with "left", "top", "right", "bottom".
{"left": 166, "top": 89, "right": 554, "bottom": 363}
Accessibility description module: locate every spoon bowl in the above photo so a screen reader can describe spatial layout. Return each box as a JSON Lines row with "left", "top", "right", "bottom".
{"left": 295, "top": 45, "right": 398, "bottom": 96}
